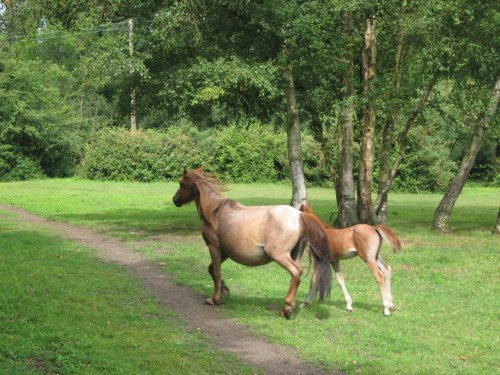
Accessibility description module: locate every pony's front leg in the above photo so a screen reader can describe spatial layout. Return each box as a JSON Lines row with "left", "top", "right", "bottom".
{"left": 208, "top": 254, "right": 230, "bottom": 297}
{"left": 202, "top": 230, "right": 223, "bottom": 306}
{"left": 205, "top": 244, "right": 223, "bottom": 305}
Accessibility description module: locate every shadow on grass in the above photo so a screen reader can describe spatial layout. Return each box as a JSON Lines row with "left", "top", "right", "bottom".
{"left": 57, "top": 207, "right": 201, "bottom": 238}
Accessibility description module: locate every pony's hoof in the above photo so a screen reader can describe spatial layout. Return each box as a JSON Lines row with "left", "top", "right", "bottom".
{"left": 222, "top": 286, "right": 230, "bottom": 296}
{"left": 280, "top": 308, "right": 295, "bottom": 320}
{"left": 205, "top": 297, "right": 217, "bottom": 306}
{"left": 383, "top": 309, "right": 391, "bottom": 316}
{"left": 346, "top": 308, "right": 353, "bottom": 313}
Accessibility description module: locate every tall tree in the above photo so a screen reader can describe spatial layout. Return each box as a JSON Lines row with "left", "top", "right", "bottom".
{"left": 336, "top": 10, "right": 358, "bottom": 228}
{"left": 433, "top": 79, "right": 499, "bottom": 232}
{"left": 376, "top": 0, "right": 407, "bottom": 223}
{"left": 494, "top": 207, "right": 500, "bottom": 235}
{"left": 128, "top": 17, "right": 136, "bottom": 131}
{"left": 283, "top": 68, "right": 307, "bottom": 208}
{"left": 357, "top": 17, "right": 377, "bottom": 224}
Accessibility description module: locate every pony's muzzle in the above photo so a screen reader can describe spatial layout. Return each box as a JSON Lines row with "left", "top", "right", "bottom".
{"left": 173, "top": 195, "right": 183, "bottom": 207}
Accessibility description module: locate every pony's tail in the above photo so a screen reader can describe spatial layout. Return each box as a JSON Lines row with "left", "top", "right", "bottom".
{"left": 300, "top": 214, "right": 332, "bottom": 301}
{"left": 375, "top": 224, "right": 402, "bottom": 252}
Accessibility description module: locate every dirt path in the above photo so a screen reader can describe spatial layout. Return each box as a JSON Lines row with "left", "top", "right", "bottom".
{"left": 1, "top": 204, "right": 340, "bottom": 375}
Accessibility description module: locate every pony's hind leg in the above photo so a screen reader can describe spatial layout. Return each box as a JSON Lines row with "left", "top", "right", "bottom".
{"left": 273, "top": 253, "right": 303, "bottom": 319}
{"left": 333, "top": 261, "right": 352, "bottom": 312}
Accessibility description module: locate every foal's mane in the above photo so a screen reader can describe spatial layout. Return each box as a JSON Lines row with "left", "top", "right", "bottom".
{"left": 187, "top": 169, "right": 228, "bottom": 226}
{"left": 299, "top": 203, "right": 333, "bottom": 230}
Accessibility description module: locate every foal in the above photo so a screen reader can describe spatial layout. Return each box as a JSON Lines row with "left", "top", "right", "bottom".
{"left": 300, "top": 204, "right": 402, "bottom": 316}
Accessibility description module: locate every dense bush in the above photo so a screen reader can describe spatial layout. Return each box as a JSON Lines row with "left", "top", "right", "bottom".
{"left": 209, "top": 123, "right": 288, "bottom": 182}
{"left": 393, "top": 127, "right": 457, "bottom": 192}
{"left": 79, "top": 124, "right": 464, "bottom": 191}
{"left": 79, "top": 124, "right": 290, "bottom": 183}
{"left": 79, "top": 128, "right": 205, "bottom": 182}
{"left": 0, "top": 59, "right": 83, "bottom": 181}
{"left": 0, "top": 145, "right": 45, "bottom": 181}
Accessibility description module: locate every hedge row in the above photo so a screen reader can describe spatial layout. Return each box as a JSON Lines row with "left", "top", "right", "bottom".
{"left": 78, "top": 124, "right": 314, "bottom": 183}
{"left": 78, "top": 124, "right": 467, "bottom": 192}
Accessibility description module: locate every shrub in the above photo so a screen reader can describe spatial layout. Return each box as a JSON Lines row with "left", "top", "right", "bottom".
{"left": 209, "top": 123, "right": 287, "bottom": 182}
{"left": 79, "top": 124, "right": 291, "bottom": 183}
{"left": 79, "top": 128, "right": 209, "bottom": 182}
{"left": 393, "top": 128, "right": 456, "bottom": 192}
{"left": 0, "top": 146, "right": 45, "bottom": 181}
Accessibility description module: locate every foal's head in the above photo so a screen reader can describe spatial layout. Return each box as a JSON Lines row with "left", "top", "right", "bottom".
{"left": 172, "top": 168, "right": 200, "bottom": 207}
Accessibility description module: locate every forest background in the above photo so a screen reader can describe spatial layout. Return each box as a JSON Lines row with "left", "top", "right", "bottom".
{"left": 0, "top": 0, "right": 498, "bottom": 230}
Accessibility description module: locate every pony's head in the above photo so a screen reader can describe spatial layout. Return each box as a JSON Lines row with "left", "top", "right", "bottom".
{"left": 172, "top": 168, "right": 203, "bottom": 207}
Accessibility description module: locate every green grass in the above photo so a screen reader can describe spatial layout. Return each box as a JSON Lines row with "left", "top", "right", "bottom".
{"left": 1, "top": 178, "right": 499, "bottom": 374}
{"left": 0, "top": 213, "right": 261, "bottom": 374}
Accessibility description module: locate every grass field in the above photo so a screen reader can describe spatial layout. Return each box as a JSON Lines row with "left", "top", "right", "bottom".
{"left": 0, "top": 207, "right": 261, "bottom": 374}
{"left": 0, "top": 178, "right": 498, "bottom": 374}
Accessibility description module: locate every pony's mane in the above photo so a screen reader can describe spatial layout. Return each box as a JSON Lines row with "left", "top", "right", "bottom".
{"left": 299, "top": 203, "right": 333, "bottom": 229}
{"left": 187, "top": 169, "right": 228, "bottom": 226}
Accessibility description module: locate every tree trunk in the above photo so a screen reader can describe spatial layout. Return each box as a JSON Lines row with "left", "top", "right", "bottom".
{"left": 283, "top": 68, "right": 308, "bottom": 209}
{"left": 308, "top": 105, "right": 342, "bottom": 213}
{"left": 374, "top": 71, "right": 438, "bottom": 215}
{"left": 128, "top": 18, "right": 137, "bottom": 131}
{"left": 377, "top": 14, "right": 405, "bottom": 223}
{"left": 336, "top": 11, "right": 358, "bottom": 228}
{"left": 494, "top": 206, "right": 500, "bottom": 234}
{"left": 433, "top": 79, "right": 500, "bottom": 232}
{"left": 358, "top": 18, "right": 377, "bottom": 224}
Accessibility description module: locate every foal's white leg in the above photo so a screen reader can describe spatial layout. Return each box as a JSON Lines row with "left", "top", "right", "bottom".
{"left": 377, "top": 258, "right": 394, "bottom": 311}
{"left": 333, "top": 261, "right": 352, "bottom": 312}
{"left": 367, "top": 260, "right": 392, "bottom": 316}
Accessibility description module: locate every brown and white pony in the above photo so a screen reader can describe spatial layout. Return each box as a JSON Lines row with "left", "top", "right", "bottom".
{"left": 172, "top": 168, "right": 332, "bottom": 319}
{"left": 300, "top": 204, "right": 402, "bottom": 316}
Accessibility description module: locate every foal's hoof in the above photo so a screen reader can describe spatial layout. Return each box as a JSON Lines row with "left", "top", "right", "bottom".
{"left": 279, "top": 307, "right": 295, "bottom": 320}
{"left": 222, "top": 285, "right": 230, "bottom": 296}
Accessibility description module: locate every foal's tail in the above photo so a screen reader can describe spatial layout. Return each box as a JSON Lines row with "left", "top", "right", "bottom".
{"left": 300, "top": 213, "right": 332, "bottom": 301}
{"left": 375, "top": 224, "right": 402, "bottom": 252}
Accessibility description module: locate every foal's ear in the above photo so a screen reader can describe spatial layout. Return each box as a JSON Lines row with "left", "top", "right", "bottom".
{"left": 195, "top": 167, "right": 204, "bottom": 173}
{"left": 300, "top": 202, "right": 312, "bottom": 213}
{"left": 183, "top": 168, "right": 188, "bottom": 176}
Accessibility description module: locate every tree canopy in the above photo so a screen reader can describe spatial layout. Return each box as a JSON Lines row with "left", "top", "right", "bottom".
{"left": 0, "top": 1, "right": 497, "bottom": 209}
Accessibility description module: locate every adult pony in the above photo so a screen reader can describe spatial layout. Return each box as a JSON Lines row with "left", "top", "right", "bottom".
{"left": 172, "top": 168, "right": 332, "bottom": 319}
{"left": 300, "top": 204, "right": 402, "bottom": 316}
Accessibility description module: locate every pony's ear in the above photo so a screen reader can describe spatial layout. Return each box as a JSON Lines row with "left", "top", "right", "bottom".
{"left": 183, "top": 168, "right": 188, "bottom": 176}
{"left": 195, "top": 167, "right": 204, "bottom": 173}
